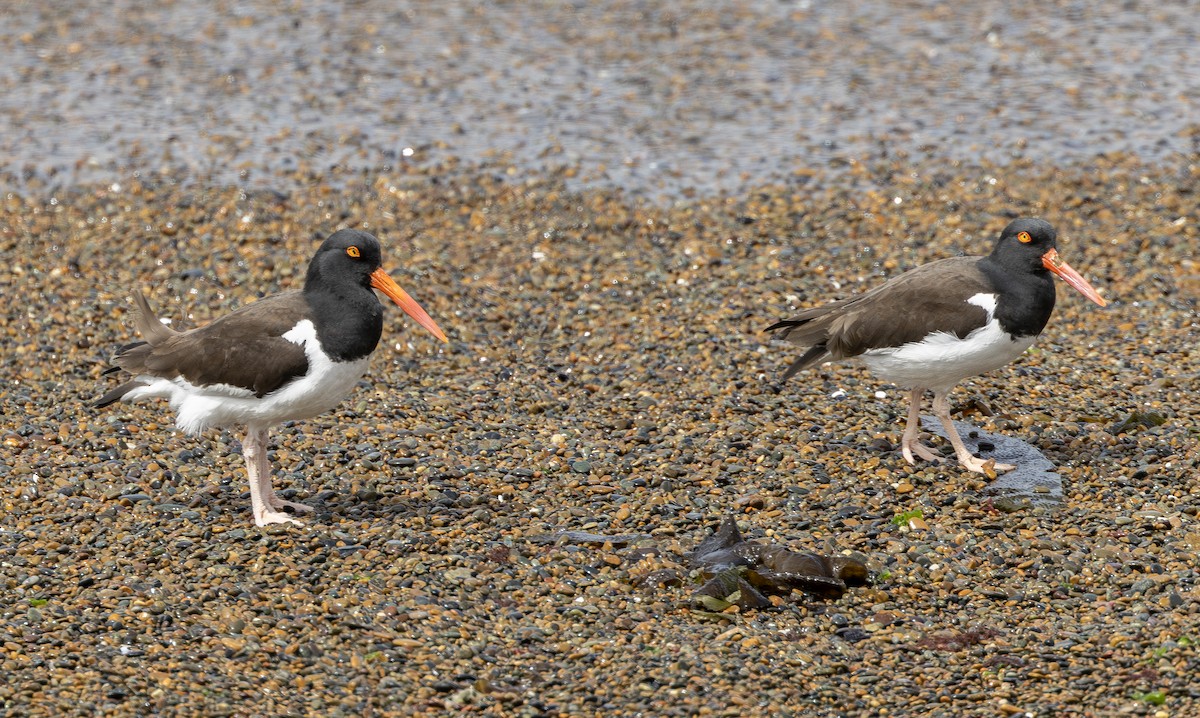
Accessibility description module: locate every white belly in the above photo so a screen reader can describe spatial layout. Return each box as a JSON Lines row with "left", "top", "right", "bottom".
{"left": 860, "top": 317, "right": 1036, "bottom": 394}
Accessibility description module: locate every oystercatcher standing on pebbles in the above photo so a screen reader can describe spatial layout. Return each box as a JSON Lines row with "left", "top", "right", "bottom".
{"left": 96, "top": 229, "right": 448, "bottom": 526}
{"left": 766, "top": 218, "right": 1107, "bottom": 475}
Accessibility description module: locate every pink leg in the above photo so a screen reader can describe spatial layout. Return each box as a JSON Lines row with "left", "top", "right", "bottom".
{"left": 931, "top": 392, "right": 1015, "bottom": 475}
{"left": 242, "top": 427, "right": 309, "bottom": 526}
{"left": 900, "top": 388, "right": 943, "bottom": 464}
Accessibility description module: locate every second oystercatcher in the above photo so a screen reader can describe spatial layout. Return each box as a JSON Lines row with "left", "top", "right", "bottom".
{"left": 765, "top": 218, "right": 1107, "bottom": 475}
{"left": 96, "top": 229, "right": 448, "bottom": 526}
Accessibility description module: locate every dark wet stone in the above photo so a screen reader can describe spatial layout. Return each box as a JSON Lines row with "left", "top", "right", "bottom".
{"left": 1129, "top": 578, "right": 1155, "bottom": 595}
{"left": 356, "top": 489, "right": 381, "bottom": 502}
{"left": 835, "top": 505, "right": 864, "bottom": 519}
{"left": 638, "top": 568, "right": 683, "bottom": 589}
{"left": 867, "top": 437, "right": 894, "bottom": 452}
{"left": 1109, "top": 411, "right": 1168, "bottom": 433}
{"left": 991, "top": 497, "right": 1031, "bottom": 513}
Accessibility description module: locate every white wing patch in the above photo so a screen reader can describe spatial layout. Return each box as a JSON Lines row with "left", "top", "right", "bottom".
{"left": 966, "top": 292, "right": 997, "bottom": 316}
{"left": 282, "top": 321, "right": 312, "bottom": 346}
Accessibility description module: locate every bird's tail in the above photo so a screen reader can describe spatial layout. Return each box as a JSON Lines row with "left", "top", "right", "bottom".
{"left": 94, "top": 291, "right": 176, "bottom": 407}
{"left": 763, "top": 317, "right": 831, "bottom": 383}
{"left": 780, "top": 345, "right": 831, "bottom": 381}
{"left": 763, "top": 317, "right": 808, "bottom": 339}
{"left": 94, "top": 380, "right": 147, "bottom": 408}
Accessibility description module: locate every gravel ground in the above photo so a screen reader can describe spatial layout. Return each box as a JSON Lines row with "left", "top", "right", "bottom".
{"left": 2, "top": 155, "right": 1198, "bottom": 716}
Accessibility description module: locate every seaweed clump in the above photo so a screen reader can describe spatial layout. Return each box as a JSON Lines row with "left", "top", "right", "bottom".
{"left": 689, "top": 517, "right": 869, "bottom": 610}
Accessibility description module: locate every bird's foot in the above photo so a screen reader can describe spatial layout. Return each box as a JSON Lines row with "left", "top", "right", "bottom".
{"left": 957, "top": 455, "right": 1016, "bottom": 478}
{"left": 266, "top": 495, "right": 315, "bottom": 514}
{"left": 901, "top": 439, "right": 945, "bottom": 465}
{"left": 254, "top": 509, "right": 304, "bottom": 527}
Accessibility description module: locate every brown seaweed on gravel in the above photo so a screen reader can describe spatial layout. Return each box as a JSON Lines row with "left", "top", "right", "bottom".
{"left": 689, "top": 517, "right": 869, "bottom": 606}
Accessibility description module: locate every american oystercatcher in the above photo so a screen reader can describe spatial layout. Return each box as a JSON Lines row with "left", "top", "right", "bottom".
{"left": 765, "top": 218, "right": 1107, "bottom": 475}
{"left": 96, "top": 229, "right": 448, "bottom": 526}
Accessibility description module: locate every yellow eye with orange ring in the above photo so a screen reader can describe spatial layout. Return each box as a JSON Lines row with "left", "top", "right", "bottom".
{"left": 347, "top": 246, "right": 361, "bottom": 258}
{"left": 1017, "top": 231, "right": 1032, "bottom": 243}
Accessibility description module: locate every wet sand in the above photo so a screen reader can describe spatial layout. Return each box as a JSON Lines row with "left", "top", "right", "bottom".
{"left": 3, "top": 1, "right": 1198, "bottom": 197}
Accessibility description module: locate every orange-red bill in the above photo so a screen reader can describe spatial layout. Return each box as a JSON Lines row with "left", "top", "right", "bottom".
{"left": 369, "top": 268, "right": 449, "bottom": 343}
{"left": 1042, "top": 249, "right": 1107, "bottom": 307}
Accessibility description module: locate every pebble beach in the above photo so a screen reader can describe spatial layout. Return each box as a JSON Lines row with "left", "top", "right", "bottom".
{"left": 3, "top": 2, "right": 1200, "bottom": 717}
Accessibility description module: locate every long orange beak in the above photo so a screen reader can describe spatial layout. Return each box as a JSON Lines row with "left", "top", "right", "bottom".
{"left": 369, "top": 267, "right": 449, "bottom": 343}
{"left": 1042, "top": 249, "right": 1107, "bottom": 307}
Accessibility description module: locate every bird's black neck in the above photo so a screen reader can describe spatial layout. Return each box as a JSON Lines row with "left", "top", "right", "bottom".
{"left": 303, "top": 282, "right": 384, "bottom": 362}
{"left": 978, "top": 256, "right": 1057, "bottom": 338}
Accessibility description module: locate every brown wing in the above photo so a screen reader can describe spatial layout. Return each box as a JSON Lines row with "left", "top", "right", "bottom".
{"left": 110, "top": 291, "right": 311, "bottom": 397}
{"left": 766, "top": 257, "right": 993, "bottom": 378}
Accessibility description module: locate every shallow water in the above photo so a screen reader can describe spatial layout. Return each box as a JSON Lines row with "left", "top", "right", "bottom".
{"left": 922, "top": 414, "right": 1063, "bottom": 506}
{"left": 2, "top": 0, "right": 1197, "bottom": 196}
